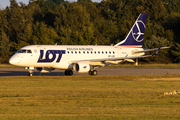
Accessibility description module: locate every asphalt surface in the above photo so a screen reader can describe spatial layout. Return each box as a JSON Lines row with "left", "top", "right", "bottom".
{"left": 0, "top": 68, "right": 179, "bottom": 77}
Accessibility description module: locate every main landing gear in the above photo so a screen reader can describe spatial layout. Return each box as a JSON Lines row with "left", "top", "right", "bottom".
{"left": 88, "top": 70, "right": 98, "bottom": 76}
{"left": 64, "top": 69, "right": 97, "bottom": 76}
{"left": 64, "top": 70, "right": 73, "bottom": 76}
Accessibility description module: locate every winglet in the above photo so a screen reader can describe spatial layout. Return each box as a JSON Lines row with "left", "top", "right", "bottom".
{"left": 153, "top": 46, "right": 161, "bottom": 56}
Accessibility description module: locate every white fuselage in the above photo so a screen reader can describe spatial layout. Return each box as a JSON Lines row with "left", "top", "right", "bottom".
{"left": 9, "top": 45, "right": 144, "bottom": 70}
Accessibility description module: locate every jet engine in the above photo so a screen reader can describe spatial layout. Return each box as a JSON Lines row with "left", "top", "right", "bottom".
{"left": 36, "top": 67, "right": 55, "bottom": 73}
{"left": 73, "top": 62, "right": 90, "bottom": 73}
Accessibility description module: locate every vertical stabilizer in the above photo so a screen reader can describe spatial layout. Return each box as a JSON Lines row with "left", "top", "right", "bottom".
{"left": 115, "top": 13, "right": 147, "bottom": 48}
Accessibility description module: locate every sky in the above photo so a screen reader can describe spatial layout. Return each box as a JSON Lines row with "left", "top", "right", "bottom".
{"left": 0, "top": 0, "right": 102, "bottom": 9}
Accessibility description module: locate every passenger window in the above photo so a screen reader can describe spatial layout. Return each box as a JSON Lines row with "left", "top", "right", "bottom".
{"left": 113, "top": 51, "right": 115, "bottom": 54}
{"left": 98, "top": 51, "right": 100, "bottom": 54}
{"left": 67, "top": 51, "right": 69, "bottom": 54}
{"left": 105, "top": 51, "right": 107, "bottom": 54}
{"left": 27, "top": 50, "right": 32, "bottom": 53}
{"left": 102, "top": 51, "right": 104, "bottom": 54}
{"left": 91, "top": 51, "right": 93, "bottom": 54}
{"left": 75, "top": 51, "right": 77, "bottom": 54}
{"left": 71, "top": 51, "right": 73, "bottom": 54}
{"left": 83, "top": 51, "right": 85, "bottom": 54}
{"left": 94, "top": 51, "right": 96, "bottom": 54}
{"left": 79, "top": 51, "right": 81, "bottom": 54}
{"left": 87, "top": 51, "right": 89, "bottom": 54}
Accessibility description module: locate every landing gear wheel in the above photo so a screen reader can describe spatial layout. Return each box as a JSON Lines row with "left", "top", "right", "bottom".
{"left": 92, "top": 70, "right": 97, "bottom": 75}
{"left": 88, "top": 70, "right": 92, "bottom": 75}
{"left": 68, "top": 70, "right": 73, "bottom": 76}
{"left": 28, "top": 73, "right": 33, "bottom": 76}
{"left": 64, "top": 70, "right": 73, "bottom": 76}
{"left": 27, "top": 67, "right": 34, "bottom": 77}
{"left": 88, "top": 70, "right": 97, "bottom": 76}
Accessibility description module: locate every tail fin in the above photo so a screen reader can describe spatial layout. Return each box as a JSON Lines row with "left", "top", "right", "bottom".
{"left": 115, "top": 13, "right": 147, "bottom": 48}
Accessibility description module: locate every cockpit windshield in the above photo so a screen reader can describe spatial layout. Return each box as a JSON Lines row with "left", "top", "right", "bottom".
{"left": 18, "top": 49, "right": 32, "bottom": 53}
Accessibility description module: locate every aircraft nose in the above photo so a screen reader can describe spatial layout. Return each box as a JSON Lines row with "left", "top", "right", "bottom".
{"left": 9, "top": 57, "right": 18, "bottom": 65}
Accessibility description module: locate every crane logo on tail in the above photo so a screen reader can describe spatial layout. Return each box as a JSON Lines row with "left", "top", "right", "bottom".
{"left": 132, "top": 20, "right": 145, "bottom": 42}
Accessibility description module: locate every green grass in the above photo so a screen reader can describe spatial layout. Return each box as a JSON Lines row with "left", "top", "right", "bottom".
{"left": 0, "top": 75, "right": 180, "bottom": 119}
{"left": 0, "top": 64, "right": 22, "bottom": 68}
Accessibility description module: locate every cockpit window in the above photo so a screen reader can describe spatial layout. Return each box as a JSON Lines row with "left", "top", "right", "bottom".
{"left": 18, "top": 49, "right": 32, "bottom": 53}
{"left": 18, "top": 50, "right": 26, "bottom": 53}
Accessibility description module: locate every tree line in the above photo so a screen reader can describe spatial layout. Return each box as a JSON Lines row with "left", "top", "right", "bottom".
{"left": 0, "top": 0, "right": 180, "bottom": 63}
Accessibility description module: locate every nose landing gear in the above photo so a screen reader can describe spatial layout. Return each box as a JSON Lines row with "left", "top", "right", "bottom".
{"left": 26, "top": 67, "right": 34, "bottom": 76}
{"left": 28, "top": 72, "right": 33, "bottom": 76}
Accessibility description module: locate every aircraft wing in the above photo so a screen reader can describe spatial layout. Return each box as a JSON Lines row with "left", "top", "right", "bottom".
{"left": 71, "top": 47, "right": 161, "bottom": 63}
{"left": 133, "top": 46, "right": 169, "bottom": 53}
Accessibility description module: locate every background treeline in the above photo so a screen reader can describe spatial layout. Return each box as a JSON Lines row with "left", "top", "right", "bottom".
{"left": 0, "top": 0, "right": 180, "bottom": 63}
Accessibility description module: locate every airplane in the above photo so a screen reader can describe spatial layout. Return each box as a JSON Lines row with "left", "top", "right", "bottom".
{"left": 9, "top": 13, "right": 169, "bottom": 76}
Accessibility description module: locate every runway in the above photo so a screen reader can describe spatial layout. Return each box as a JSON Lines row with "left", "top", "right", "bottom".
{"left": 0, "top": 68, "right": 179, "bottom": 77}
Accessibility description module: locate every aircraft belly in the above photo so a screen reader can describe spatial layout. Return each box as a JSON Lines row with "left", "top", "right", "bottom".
{"left": 52, "top": 62, "right": 71, "bottom": 70}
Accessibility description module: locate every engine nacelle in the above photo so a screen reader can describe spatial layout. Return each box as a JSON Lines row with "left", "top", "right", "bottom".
{"left": 36, "top": 67, "right": 55, "bottom": 73}
{"left": 73, "top": 62, "right": 90, "bottom": 73}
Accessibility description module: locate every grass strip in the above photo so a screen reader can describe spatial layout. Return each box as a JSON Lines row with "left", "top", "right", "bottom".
{"left": 0, "top": 75, "right": 179, "bottom": 119}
